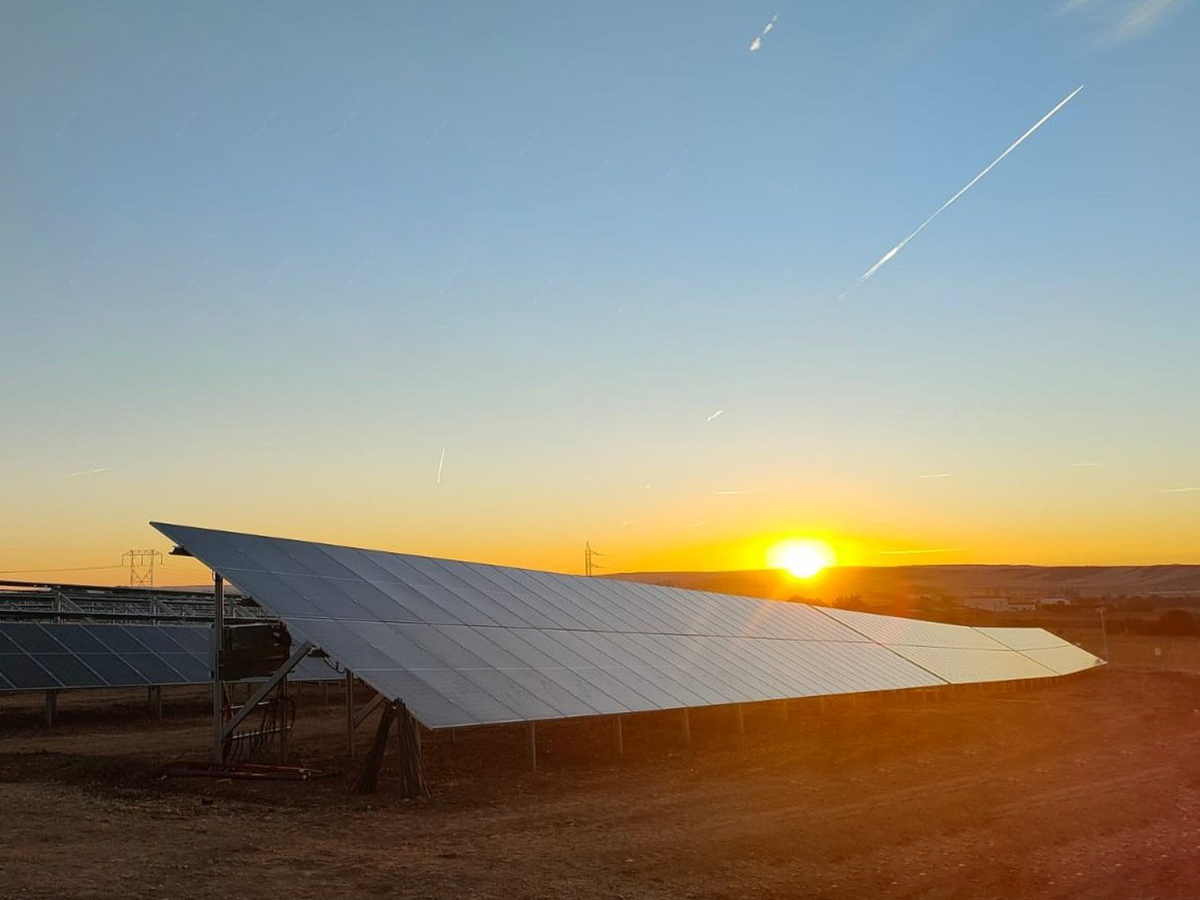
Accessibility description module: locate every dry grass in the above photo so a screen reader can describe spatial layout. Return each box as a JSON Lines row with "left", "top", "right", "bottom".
{"left": 2, "top": 666, "right": 1200, "bottom": 899}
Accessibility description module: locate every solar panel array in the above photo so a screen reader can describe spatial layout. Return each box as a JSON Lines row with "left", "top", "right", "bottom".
{"left": 0, "top": 622, "right": 339, "bottom": 692}
{"left": 151, "top": 523, "right": 1105, "bottom": 730}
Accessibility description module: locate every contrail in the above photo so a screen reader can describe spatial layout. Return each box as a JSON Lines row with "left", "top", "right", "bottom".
{"left": 714, "top": 488, "right": 767, "bottom": 495}
{"left": 61, "top": 467, "right": 109, "bottom": 478}
{"left": 749, "top": 13, "right": 778, "bottom": 51}
{"left": 918, "top": 472, "right": 954, "bottom": 479}
{"left": 1160, "top": 486, "right": 1200, "bottom": 493}
{"left": 436, "top": 448, "right": 446, "bottom": 485}
{"left": 706, "top": 409, "right": 724, "bottom": 422}
{"left": 840, "top": 84, "right": 1084, "bottom": 299}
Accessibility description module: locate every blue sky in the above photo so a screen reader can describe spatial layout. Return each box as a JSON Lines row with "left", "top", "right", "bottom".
{"left": 2, "top": 0, "right": 1198, "bottom": 580}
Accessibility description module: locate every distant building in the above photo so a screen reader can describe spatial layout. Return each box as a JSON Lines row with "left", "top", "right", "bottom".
{"left": 961, "top": 597, "right": 1037, "bottom": 613}
{"left": 1041, "top": 597, "right": 1073, "bottom": 606}
{"left": 963, "top": 597, "right": 1010, "bottom": 612}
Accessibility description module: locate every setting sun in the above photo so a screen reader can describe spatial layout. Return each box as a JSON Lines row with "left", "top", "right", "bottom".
{"left": 768, "top": 538, "right": 836, "bottom": 579}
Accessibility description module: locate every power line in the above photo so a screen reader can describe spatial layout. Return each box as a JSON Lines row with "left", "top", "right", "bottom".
{"left": 0, "top": 564, "right": 124, "bottom": 575}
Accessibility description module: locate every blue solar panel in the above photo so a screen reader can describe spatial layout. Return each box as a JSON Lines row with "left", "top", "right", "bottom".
{"left": 0, "top": 623, "right": 339, "bottom": 693}
{"left": 160, "top": 653, "right": 209, "bottom": 681}
{"left": 77, "top": 653, "right": 146, "bottom": 686}
{"left": 122, "top": 627, "right": 187, "bottom": 654}
{"left": 164, "top": 627, "right": 210, "bottom": 653}
{"left": 0, "top": 654, "right": 59, "bottom": 689}
{"left": 50, "top": 625, "right": 110, "bottom": 654}
{"left": 37, "top": 654, "right": 106, "bottom": 689}
{"left": 89, "top": 626, "right": 152, "bottom": 655}
{"left": 2, "top": 624, "right": 67, "bottom": 655}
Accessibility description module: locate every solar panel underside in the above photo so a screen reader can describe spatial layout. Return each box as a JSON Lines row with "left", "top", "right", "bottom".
{"left": 0, "top": 623, "right": 339, "bottom": 692}
{"left": 151, "top": 523, "right": 1105, "bottom": 729}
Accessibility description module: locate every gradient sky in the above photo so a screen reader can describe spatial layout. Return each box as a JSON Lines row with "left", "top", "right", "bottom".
{"left": 3, "top": 0, "right": 1199, "bottom": 585}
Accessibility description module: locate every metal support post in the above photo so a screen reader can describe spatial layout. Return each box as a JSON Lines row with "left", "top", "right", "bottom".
{"left": 212, "top": 573, "right": 224, "bottom": 764}
{"left": 149, "top": 685, "right": 162, "bottom": 721}
{"left": 735, "top": 704, "right": 745, "bottom": 735}
{"left": 279, "top": 677, "right": 289, "bottom": 764}
{"left": 44, "top": 690, "right": 58, "bottom": 729}
{"left": 527, "top": 722, "right": 538, "bottom": 771}
{"left": 345, "top": 670, "right": 356, "bottom": 757}
{"left": 614, "top": 715, "right": 624, "bottom": 758}
{"left": 681, "top": 708, "right": 692, "bottom": 746}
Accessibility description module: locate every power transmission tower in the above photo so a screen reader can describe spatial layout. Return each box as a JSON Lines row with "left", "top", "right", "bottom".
{"left": 584, "top": 542, "right": 605, "bottom": 577}
{"left": 122, "top": 549, "right": 163, "bottom": 588}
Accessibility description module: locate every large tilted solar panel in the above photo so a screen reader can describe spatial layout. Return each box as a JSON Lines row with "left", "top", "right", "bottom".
{"left": 151, "top": 523, "right": 1104, "bottom": 730}
{"left": 0, "top": 623, "right": 339, "bottom": 692}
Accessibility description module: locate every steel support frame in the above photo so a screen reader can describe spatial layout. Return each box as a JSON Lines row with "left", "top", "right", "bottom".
{"left": 353, "top": 692, "right": 387, "bottom": 730}
{"left": 217, "top": 639, "right": 315, "bottom": 753}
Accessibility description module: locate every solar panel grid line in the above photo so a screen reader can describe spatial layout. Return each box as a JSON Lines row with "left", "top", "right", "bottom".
{"left": 480, "top": 565, "right": 598, "bottom": 631}
{"left": 645, "top": 638, "right": 755, "bottom": 705}
{"left": 513, "top": 628, "right": 685, "bottom": 709}
{"left": 0, "top": 653, "right": 59, "bottom": 689}
{"left": 821, "top": 607, "right": 1012, "bottom": 651}
{"left": 460, "top": 566, "right": 567, "bottom": 629}
{"left": 3, "top": 623, "right": 70, "bottom": 654}
{"left": 478, "top": 625, "right": 698, "bottom": 711}
{"left": 625, "top": 581, "right": 724, "bottom": 635}
{"left": 387, "top": 624, "right": 580, "bottom": 720}
{"left": 1016, "top": 644, "right": 1103, "bottom": 675}
{"left": 529, "top": 570, "right": 651, "bottom": 633}
{"left": 566, "top": 631, "right": 719, "bottom": 707}
{"left": 417, "top": 561, "right": 539, "bottom": 628}
{"left": 887, "top": 645, "right": 1059, "bottom": 684}
{"left": 592, "top": 633, "right": 734, "bottom": 710}
{"left": 660, "top": 633, "right": 790, "bottom": 701}
{"left": 565, "top": 575, "right": 675, "bottom": 634}
{"left": 757, "top": 642, "right": 843, "bottom": 697}
{"left": 975, "top": 627, "right": 1073, "bottom": 652}
{"left": 405, "top": 556, "right": 528, "bottom": 628}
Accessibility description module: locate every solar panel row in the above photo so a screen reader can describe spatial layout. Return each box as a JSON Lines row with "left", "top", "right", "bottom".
{"left": 0, "top": 623, "right": 339, "bottom": 692}
{"left": 151, "top": 523, "right": 1105, "bottom": 730}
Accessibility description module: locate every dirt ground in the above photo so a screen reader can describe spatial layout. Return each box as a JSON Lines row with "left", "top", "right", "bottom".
{"left": 2, "top": 666, "right": 1199, "bottom": 900}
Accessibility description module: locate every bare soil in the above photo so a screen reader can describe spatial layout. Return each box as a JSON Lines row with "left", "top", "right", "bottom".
{"left": 2, "top": 667, "right": 1199, "bottom": 900}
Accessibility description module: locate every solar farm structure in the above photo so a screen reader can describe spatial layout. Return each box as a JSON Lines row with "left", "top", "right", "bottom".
{"left": 149, "top": 522, "right": 1104, "bottom": 795}
{"left": 0, "top": 578, "right": 266, "bottom": 623}
{"left": 0, "top": 580, "right": 342, "bottom": 751}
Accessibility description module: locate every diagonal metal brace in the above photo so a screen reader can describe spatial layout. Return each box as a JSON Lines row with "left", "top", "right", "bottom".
{"left": 221, "top": 640, "right": 314, "bottom": 741}
{"left": 353, "top": 691, "right": 386, "bottom": 730}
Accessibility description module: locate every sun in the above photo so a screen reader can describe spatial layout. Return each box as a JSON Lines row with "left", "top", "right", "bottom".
{"left": 768, "top": 538, "right": 836, "bottom": 579}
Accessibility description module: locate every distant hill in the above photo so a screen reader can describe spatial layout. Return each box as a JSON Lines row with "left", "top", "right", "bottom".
{"left": 605, "top": 565, "right": 1200, "bottom": 603}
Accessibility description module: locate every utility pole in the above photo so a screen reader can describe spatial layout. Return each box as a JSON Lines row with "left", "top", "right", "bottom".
{"left": 122, "top": 549, "right": 163, "bottom": 588}
{"left": 584, "top": 542, "right": 604, "bottom": 577}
